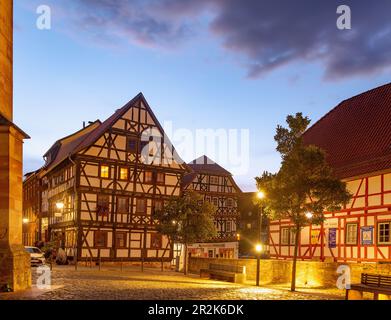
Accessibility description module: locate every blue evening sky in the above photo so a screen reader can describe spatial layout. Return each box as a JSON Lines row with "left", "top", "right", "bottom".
{"left": 13, "top": 1, "right": 391, "bottom": 191}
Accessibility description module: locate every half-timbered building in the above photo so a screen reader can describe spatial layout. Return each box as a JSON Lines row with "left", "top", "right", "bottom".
{"left": 24, "top": 93, "right": 188, "bottom": 262}
{"left": 182, "top": 156, "right": 242, "bottom": 258}
{"left": 269, "top": 83, "right": 391, "bottom": 262}
{"left": 22, "top": 170, "right": 41, "bottom": 246}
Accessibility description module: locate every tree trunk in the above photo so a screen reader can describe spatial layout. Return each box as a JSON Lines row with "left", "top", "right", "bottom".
{"left": 290, "top": 225, "right": 301, "bottom": 292}
{"left": 183, "top": 243, "right": 188, "bottom": 275}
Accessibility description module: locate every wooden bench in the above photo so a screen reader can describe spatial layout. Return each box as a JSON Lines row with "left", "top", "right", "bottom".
{"left": 346, "top": 273, "right": 391, "bottom": 300}
{"left": 200, "top": 263, "right": 246, "bottom": 284}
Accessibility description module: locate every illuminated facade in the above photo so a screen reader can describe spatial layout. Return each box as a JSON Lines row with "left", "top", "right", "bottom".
{"left": 270, "top": 83, "right": 391, "bottom": 262}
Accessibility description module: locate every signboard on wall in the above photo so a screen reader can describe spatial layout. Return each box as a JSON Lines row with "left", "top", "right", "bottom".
{"left": 311, "top": 229, "right": 320, "bottom": 245}
{"left": 324, "top": 218, "right": 338, "bottom": 229}
{"left": 361, "top": 226, "right": 374, "bottom": 245}
{"left": 328, "top": 228, "right": 337, "bottom": 248}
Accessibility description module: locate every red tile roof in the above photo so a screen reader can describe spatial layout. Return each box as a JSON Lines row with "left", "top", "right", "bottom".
{"left": 303, "top": 82, "right": 391, "bottom": 179}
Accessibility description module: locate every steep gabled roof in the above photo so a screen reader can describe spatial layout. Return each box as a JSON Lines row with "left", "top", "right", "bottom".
{"left": 187, "top": 155, "right": 232, "bottom": 176}
{"left": 43, "top": 120, "right": 101, "bottom": 173}
{"left": 182, "top": 155, "right": 242, "bottom": 192}
{"left": 303, "top": 82, "right": 391, "bottom": 179}
{"left": 42, "top": 93, "right": 189, "bottom": 173}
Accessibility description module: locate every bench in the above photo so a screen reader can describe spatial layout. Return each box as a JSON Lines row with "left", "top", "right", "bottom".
{"left": 346, "top": 273, "right": 391, "bottom": 300}
{"left": 200, "top": 263, "right": 246, "bottom": 284}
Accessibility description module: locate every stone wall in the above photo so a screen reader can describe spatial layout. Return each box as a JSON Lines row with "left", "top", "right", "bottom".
{"left": 0, "top": 0, "right": 13, "bottom": 121}
{"left": 189, "top": 257, "right": 391, "bottom": 288}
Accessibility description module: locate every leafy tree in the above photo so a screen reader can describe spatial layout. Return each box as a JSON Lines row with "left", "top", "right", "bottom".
{"left": 255, "top": 113, "right": 352, "bottom": 291}
{"left": 155, "top": 190, "right": 217, "bottom": 274}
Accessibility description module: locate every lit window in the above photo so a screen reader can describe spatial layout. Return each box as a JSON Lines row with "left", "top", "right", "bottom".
{"left": 378, "top": 222, "right": 391, "bottom": 244}
{"left": 212, "top": 197, "right": 218, "bottom": 206}
{"left": 144, "top": 171, "right": 153, "bottom": 183}
{"left": 346, "top": 223, "right": 358, "bottom": 245}
{"left": 281, "top": 227, "right": 290, "bottom": 245}
{"left": 119, "top": 167, "right": 128, "bottom": 180}
{"left": 246, "top": 223, "right": 252, "bottom": 229}
{"left": 156, "top": 172, "right": 165, "bottom": 184}
{"left": 135, "top": 198, "right": 146, "bottom": 214}
{"left": 100, "top": 165, "right": 110, "bottom": 179}
{"left": 227, "top": 198, "right": 234, "bottom": 207}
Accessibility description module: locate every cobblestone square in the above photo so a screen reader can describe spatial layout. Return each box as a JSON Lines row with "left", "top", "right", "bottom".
{"left": 0, "top": 265, "right": 345, "bottom": 300}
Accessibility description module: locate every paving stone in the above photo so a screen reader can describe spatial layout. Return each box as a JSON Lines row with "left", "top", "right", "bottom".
{"left": 0, "top": 265, "right": 345, "bottom": 300}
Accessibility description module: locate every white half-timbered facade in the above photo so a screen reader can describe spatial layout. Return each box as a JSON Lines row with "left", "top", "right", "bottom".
{"left": 183, "top": 156, "right": 242, "bottom": 258}
{"left": 25, "top": 93, "right": 188, "bottom": 262}
{"left": 269, "top": 83, "right": 391, "bottom": 262}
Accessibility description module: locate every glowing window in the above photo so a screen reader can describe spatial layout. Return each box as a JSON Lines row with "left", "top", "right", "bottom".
{"left": 100, "top": 165, "right": 109, "bottom": 178}
{"left": 119, "top": 167, "right": 128, "bottom": 180}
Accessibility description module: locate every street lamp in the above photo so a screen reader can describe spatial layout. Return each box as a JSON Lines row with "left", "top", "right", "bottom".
{"left": 256, "top": 190, "right": 265, "bottom": 245}
{"left": 22, "top": 218, "right": 29, "bottom": 224}
{"left": 257, "top": 191, "right": 265, "bottom": 200}
{"left": 255, "top": 243, "right": 263, "bottom": 286}
{"left": 55, "top": 201, "right": 64, "bottom": 217}
{"left": 305, "top": 211, "right": 313, "bottom": 219}
{"left": 56, "top": 201, "right": 64, "bottom": 210}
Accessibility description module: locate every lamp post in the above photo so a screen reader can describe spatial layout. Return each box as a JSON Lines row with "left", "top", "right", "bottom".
{"left": 256, "top": 191, "right": 265, "bottom": 245}
{"left": 255, "top": 243, "right": 263, "bottom": 286}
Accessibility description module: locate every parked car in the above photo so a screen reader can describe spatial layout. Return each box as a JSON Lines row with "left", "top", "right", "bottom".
{"left": 25, "top": 246, "right": 46, "bottom": 266}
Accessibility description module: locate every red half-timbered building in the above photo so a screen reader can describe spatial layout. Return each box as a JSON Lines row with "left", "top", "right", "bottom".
{"left": 23, "top": 93, "right": 188, "bottom": 262}
{"left": 183, "top": 155, "right": 242, "bottom": 258}
{"left": 270, "top": 83, "right": 391, "bottom": 262}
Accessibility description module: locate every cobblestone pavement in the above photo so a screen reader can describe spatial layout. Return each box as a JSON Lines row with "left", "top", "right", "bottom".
{"left": 0, "top": 266, "right": 345, "bottom": 300}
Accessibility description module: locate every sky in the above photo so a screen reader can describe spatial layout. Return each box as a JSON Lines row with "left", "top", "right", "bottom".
{"left": 14, "top": 0, "right": 391, "bottom": 191}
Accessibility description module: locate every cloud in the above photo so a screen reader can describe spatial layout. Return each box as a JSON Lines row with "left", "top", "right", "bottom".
{"left": 49, "top": 0, "right": 391, "bottom": 79}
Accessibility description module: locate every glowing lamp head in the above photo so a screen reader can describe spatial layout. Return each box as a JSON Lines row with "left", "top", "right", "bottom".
{"left": 172, "top": 220, "right": 177, "bottom": 225}
{"left": 257, "top": 191, "right": 265, "bottom": 200}
{"left": 305, "top": 212, "right": 313, "bottom": 219}
{"left": 255, "top": 244, "right": 263, "bottom": 253}
{"left": 56, "top": 202, "right": 64, "bottom": 210}
{"left": 22, "top": 218, "right": 29, "bottom": 224}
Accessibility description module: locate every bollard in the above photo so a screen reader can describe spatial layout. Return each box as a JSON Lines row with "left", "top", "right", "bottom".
{"left": 161, "top": 258, "right": 164, "bottom": 272}
{"left": 90, "top": 256, "right": 93, "bottom": 268}
{"left": 99, "top": 257, "right": 101, "bottom": 271}
{"left": 120, "top": 258, "right": 123, "bottom": 272}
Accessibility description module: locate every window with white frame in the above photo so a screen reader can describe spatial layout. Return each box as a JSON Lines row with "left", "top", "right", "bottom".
{"left": 345, "top": 223, "right": 358, "bottom": 245}
{"left": 289, "top": 228, "right": 296, "bottom": 245}
{"left": 226, "top": 221, "right": 232, "bottom": 232}
{"left": 281, "top": 227, "right": 290, "bottom": 245}
{"left": 378, "top": 222, "right": 391, "bottom": 244}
